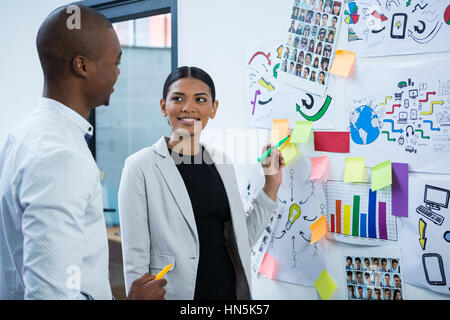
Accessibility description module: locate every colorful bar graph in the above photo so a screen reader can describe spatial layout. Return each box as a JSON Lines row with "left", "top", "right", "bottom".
{"left": 360, "top": 213, "right": 367, "bottom": 237}
{"left": 331, "top": 214, "right": 335, "bottom": 232}
{"left": 378, "top": 202, "right": 387, "bottom": 240}
{"left": 368, "top": 189, "right": 377, "bottom": 238}
{"left": 343, "top": 205, "right": 351, "bottom": 235}
{"left": 335, "top": 200, "right": 341, "bottom": 234}
{"left": 352, "top": 195, "right": 360, "bottom": 236}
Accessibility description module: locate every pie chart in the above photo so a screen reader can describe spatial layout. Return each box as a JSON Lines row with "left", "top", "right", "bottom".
{"left": 344, "top": 2, "right": 359, "bottom": 25}
{"left": 445, "top": 5, "right": 450, "bottom": 25}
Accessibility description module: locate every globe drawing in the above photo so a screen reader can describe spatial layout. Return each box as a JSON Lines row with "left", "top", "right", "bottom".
{"left": 350, "top": 105, "right": 382, "bottom": 145}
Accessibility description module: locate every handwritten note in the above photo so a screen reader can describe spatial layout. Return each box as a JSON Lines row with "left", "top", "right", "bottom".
{"left": 309, "top": 215, "right": 327, "bottom": 244}
{"left": 344, "top": 157, "right": 365, "bottom": 182}
{"left": 314, "top": 269, "right": 337, "bottom": 300}
{"left": 270, "top": 119, "right": 289, "bottom": 144}
{"left": 371, "top": 160, "right": 392, "bottom": 191}
{"left": 290, "top": 121, "right": 313, "bottom": 143}
{"left": 330, "top": 50, "right": 356, "bottom": 77}
{"left": 309, "top": 155, "right": 329, "bottom": 180}
{"left": 258, "top": 252, "right": 278, "bottom": 280}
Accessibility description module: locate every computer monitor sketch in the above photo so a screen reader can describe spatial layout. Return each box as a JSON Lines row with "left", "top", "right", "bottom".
{"left": 424, "top": 185, "right": 450, "bottom": 211}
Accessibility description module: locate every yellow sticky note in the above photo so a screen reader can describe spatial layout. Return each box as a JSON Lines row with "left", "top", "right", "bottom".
{"left": 309, "top": 215, "right": 327, "bottom": 244}
{"left": 290, "top": 121, "right": 313, "bottom": 143}
{"left": 314, "top": 269, "right": 337, "bottom": 300}
{"left": 270, "top": 119, "right": 289, "bottom": 144}
{"left": 344, "top": 157, "right": 365, "bottom": 182}
{"left": 330, "top": 50, "right": 356, "bottom": 77}
{"left": 371, "top": 160, "right": 392, "bottom": 191}
{"left": 280, "top": 142, "right": 299, "bottom": 164}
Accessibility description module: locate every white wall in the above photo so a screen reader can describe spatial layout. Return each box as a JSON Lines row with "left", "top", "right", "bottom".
{"left": 177, "top": 0, "right": 450, "bottom": 300}
{"left": 0, "top": 0, "right": 73, "bottom": 143}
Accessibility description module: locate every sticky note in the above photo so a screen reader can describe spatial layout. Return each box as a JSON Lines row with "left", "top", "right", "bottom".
{"left": 314, "top": 131, "right": 350, "bottom": 153}
{"left": 270, "top": 119, "right": 289, "bottom": 144}
{"left": 290, "top": 121, "right": 313, "bottom": 143}
{"left": 391, "top": 162, "right": 409, "bottom": 217}
{"left": 314, "top": 269, "right": 337, "bottom": 300}
{"left": 371, "top": 160, "right": 392, "bottom": 191}
{"left": 329, "top": 50, "right": 356, "bottom": 77}
{"left": 309, "top": 215, "right": 327, "bottom": 244}
{"left": 344, "top": 157, "right": 365, "bottom": 182}
{"left": 280, "top": 142, "right": 299, "bottom": 164}
{"left": 310, "top": 155, "right": 329, "bottom": 180}
{"left": 258, "top": 253, "right": 278, "bottom": 280}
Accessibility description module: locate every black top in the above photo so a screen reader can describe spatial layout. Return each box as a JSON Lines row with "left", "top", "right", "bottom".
{"left": 169, "top": 146, "right": 236, "bottom": 300}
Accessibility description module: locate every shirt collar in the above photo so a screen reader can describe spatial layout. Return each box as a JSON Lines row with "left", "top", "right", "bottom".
{"left": 38, "top": 97, "right": 94, "bottom": 137}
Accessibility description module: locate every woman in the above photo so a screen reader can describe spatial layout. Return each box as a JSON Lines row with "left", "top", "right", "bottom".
{"left": 118, "top": 66, "right": 283, "bottom": 300}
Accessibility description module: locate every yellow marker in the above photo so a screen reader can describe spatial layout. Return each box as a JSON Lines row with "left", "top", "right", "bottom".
{"left": 155, "top": 264, "right": 172, "bottom": 280}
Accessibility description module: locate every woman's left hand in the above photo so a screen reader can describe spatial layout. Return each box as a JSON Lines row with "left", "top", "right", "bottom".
{"left": 260, "top": 144, "right": 285, "bottom": 201}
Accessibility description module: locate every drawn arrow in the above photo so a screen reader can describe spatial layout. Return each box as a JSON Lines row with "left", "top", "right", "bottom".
{"left": 371, "top": 10, "right": 388, "bottom": 21}
{"left": 296, "top": 95, "right": 332, "bottom": 121}
{"left": 273, "top": 230, "right": 286, "bottom": 240}
{"left": 414, "top": 20, "right": 426, "bottom": 34}
{"left": 248, "top": 51, "right": 271, "bottom": 66}
{"left": 382, "top": 131, "right": 396, "bottom": 142}
{"left": 379, "top": 96, "right": 392, "bottom": 105}
{"left": 420, "top": 100, "right": 443, "bottom": 115}
{"left": 415, "top": 129, "right": 430, "bottom": 139}
{"left": 423, "top": 120, "right": 440, "bottom": 131}
{"left": 277, "top": 197, "right": 287, "bottom": 204}
{"left": 301, "top": 93, "right": 314, "bottom": 109}
{"left": 386, "top": 104, "right": 401, "bottom": 114}
{"left": 291, "top": 236, "right": 297, "bottom": 269}
{"left": 303, "top": 216, "right": 318, "bottom": 221}
{"left": 419, "top": 91, "right": 436, "bottom": 102}
{"left": 371, "top": 26, "right": 386, "bottom": 33}
{"left": 412, "top": 3, "right": 428, "bottom": 13}
{"left": 258, "top": 77, "right": 275, "bottom": 91}
{"left": 273, "top": 63, "right": 280, "bottom": 78}
{"left": 299, "top": 230, "right": 311, "bottom": 242}
{"left": 258, "top": 97, "right": 272, "bottom": 105}
{"left": 383, "top": 119, "right": 404, "bottom": 133}
{"left": 408, "top": 21, "right": 442, "bottom": 44}
{"left": 419, "top": 218, "right": 427, "bottom": 250}
{"left": 251, "top": 90, "right": 261, "bottom": 115}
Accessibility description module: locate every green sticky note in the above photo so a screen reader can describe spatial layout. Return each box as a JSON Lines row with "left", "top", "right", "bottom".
{"left": 280, "top": 142, "right": 299, "bottom": 164}
{"left": 290, "top": 121, "right": 313, "bottom": 143}
{"left": 314, "top": 269, "right": 337, "bottom": 300}
{"left": 344, "top": 157, "right": 365, "bottom": 182}
{"left": 371, "top": 160, "right": 392, "bottom": 191}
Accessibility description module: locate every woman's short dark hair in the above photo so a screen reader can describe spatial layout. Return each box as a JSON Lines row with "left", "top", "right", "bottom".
{"left": 162, "top": 66, "right": 216, "bottom": 102}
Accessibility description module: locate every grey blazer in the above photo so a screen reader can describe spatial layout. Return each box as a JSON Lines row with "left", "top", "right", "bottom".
{"left": 118, "top": 136, "right": 277, "bottom": 299}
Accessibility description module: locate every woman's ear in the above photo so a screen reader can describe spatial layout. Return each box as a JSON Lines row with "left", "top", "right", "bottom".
{"left": 160, "top": 98, "right": 167, "bottom": 117}
{"left": 210, "top": 100, "right": 219, "bottom": 119}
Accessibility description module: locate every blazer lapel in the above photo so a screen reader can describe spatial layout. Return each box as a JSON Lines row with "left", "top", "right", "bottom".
{"left": 153, "top": 137, "right": 198, "bottom": 239}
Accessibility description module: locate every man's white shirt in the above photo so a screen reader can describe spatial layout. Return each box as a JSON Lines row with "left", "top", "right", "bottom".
{"left": 0, "top": 97, "right": 112, "bottom": 299}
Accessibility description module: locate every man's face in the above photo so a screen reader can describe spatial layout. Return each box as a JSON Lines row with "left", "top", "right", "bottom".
{"left": 87, "top": 28, "right": 122, "bottom": 107}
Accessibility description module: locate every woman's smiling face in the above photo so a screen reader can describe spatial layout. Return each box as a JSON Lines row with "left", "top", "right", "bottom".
{"left": 160, "top": 77, "right": 218, "bottom": 137}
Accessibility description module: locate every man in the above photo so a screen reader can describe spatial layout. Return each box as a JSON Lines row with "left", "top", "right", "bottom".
{"left": 0, "top": 5, "right": 166, "bottom": 299}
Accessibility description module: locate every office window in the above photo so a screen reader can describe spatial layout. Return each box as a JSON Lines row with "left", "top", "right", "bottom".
{"left": 95, "top": 14, "right": 173, "bottom": 226}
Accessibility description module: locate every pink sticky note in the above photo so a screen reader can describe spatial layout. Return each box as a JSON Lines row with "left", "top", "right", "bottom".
{"left": 310, "top": 155, "right": 329, "bottom": 180}
{"left": 258, "top": 253, "right": 278, "bottom": 280}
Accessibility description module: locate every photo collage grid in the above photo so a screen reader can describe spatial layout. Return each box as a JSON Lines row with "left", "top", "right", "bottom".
{"left": 282, "top": 0, "right": 342, "bottom": 86}
{"left": 345, "top": 256, "right": 404, "bottom": 300}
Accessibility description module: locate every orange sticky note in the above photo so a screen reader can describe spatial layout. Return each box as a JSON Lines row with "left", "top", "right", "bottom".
{"left": 309, "top": 215, "right": 327, "bottom": 244}
{"left": 258, "top": 253, "right": 278, "bottom": 280}
{"left": 270, "top": 119, "right": 289, "bottom": 144}
{"left": 309, "top": 155, "right": 329, "bottom": 180}
{"left": 330, "top": 50, "right": 356, "bottom": 77}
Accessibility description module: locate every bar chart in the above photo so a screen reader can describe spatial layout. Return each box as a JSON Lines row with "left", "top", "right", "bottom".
{"left": 325, "top": 181, "right": 397, "bottom": 242}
